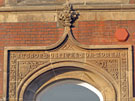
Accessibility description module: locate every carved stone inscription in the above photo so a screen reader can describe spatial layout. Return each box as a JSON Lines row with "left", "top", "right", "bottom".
{"left": 8, "top": 48, "right": 129, "bottom": 100}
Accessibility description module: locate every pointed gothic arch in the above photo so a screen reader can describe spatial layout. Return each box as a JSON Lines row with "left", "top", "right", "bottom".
{"left": 18, "top": 61, "right": 117, "bottom": 101}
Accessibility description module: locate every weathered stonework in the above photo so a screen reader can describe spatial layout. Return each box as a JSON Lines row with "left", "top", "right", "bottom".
{"left": 4, "top": 32, "right": 133, "bottom": 101}
{"left": 1, "top": 1, "right": 134, "bottom": 101}
{"left": 58, "top": 2, "right": 79, "bottom": 27}
{"left": 5, "top": 0, "right": 129, "bottom": 6}
{"left": 1, "top": 11, "right": 135, "bottom": 23}
{"left": 3, "top": 3, "right": 133, "bottom": 100}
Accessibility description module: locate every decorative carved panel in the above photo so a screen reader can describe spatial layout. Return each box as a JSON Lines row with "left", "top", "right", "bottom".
{"left": 4, "top": 39, "right": 133, "bottom": 101}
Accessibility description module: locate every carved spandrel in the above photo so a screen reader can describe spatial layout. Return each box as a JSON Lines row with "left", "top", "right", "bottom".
{"left": 87, "top": 59, "right": 119, "bottom": 83}
{"left": 88, "top": 59, "right": 118, "bottom": 69}
{"left": 17, "top": 61, "right": 49, "bottom": 83}
{"left": 9, "top": 51, "right": 50, "bottom": 99}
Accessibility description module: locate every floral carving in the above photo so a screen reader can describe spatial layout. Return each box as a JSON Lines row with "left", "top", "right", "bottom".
{"left": 58, "top": 1, "right": 79, "bottom": 27}
{"left": 18, "top": 61, "right": 49, "bottom": 83}
{"left": 88, "top": 59, "right": 119, "bottom": 83}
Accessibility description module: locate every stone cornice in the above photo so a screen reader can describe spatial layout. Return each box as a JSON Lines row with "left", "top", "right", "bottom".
{"left": 1, "top": 4, "right": 135, "bottom": 12}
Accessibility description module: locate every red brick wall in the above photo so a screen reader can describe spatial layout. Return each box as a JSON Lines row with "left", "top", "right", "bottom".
{"left": 0, "top": 21, "right": 135, "bottom": 98}
{"left": 0, "top": 0, "right": 4, "bottom": 6}
{"left": 73, "top": 21, "right": 134, "bottom": 45}
{"left": 130, "top": 0, "right": 135, "bottom": 4}
{"left": 0, "top": 22, "right": 64, "bottom": 98}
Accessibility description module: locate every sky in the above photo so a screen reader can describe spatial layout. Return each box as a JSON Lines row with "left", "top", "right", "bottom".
{"left": 36, "top": 84, "right": 100, "bottom": 101}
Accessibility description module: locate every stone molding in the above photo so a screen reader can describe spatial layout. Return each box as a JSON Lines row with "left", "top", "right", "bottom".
{"left": 5, "top": 0, "right": 129, "bottom": 6}
{"left": 1, "top": 4, "right": 135, "bottom": 12}
{"left": 1, "top": 11, "right": 135, "bottom": 23}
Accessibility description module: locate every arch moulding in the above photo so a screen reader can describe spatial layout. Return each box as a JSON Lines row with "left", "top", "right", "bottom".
{"left": 3, "top": 30, "right": 133, "bottom": 101}
{"left": 3, "top": 2, "right": 134, "bottom": 101}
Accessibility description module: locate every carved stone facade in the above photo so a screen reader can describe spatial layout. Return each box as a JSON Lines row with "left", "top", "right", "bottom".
{"left": 3, "top": 4, "right": 133, "bottom": 99}
{"left": 4, "top": 33, "right": 133, "bottom": 101}
{"left": 1, "top": 1, "right": 135, "bottom": 101}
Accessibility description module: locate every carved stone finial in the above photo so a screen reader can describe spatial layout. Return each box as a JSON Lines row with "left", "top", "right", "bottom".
{"left": 58, "top": 2, "right": 79, "bottom": 27}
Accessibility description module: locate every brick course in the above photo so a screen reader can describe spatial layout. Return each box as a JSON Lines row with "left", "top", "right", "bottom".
{"left": 130, "top": 0, "right": 135, "bottom": 4}
{"left": 0, "top": 0, "right": 3, "bottom": 6}
{"left": 0, "top": 21, "right": 135, "bottom": 98}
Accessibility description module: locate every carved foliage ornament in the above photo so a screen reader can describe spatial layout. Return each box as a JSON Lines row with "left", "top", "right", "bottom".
{"left": 58, "top": 1, "right": 79, "bottom": 27}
